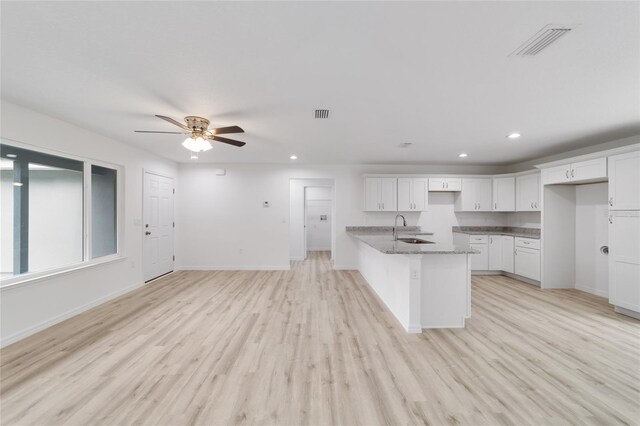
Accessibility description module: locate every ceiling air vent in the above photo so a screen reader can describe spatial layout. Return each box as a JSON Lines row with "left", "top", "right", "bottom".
{"left": 315, "top": 109, "right": 330, "bottom": 119}
{"left": 510, "top": 24, "right": 576, "bottom": 57}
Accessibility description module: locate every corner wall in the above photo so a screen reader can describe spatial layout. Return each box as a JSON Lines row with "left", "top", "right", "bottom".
{"left": 0, "top": 101, "right": 178, "bottom": 347}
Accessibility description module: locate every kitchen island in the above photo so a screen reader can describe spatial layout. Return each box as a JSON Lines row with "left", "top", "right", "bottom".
{"left": 347, "top": 226, "right": 477, "bottom": 332}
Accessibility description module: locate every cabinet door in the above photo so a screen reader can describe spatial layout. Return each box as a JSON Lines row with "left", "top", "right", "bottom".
{"left": 488, "top": 235, "right": 502, "bottom": 270}
{"left": 455, "top": 179, "right": 476, "bottom": 211}
{"left": 470, "top": 243, "right": 489, "bottom": 270}
{"left": 514, "top": 247, "right": 540, "bottom": 280}
{"left": 609, "top": 212, "right": 640, "bottom": 311}
{"left": 379, "top": 178, "right": 397, "bottom": 211}
{"left": 364, "top": 178, "right": 381, "bottom": 211}
{"left": 397, "top": 178, "right": 413, "bottom": 211}
{"left": 542, "top": 164, "right": 571, "bottom": 185}
{"left": 501, "top": 236, "right": 515, "bottom": 273}
{"left": 609, "top": 151, "right": 640, "bottom": 211}
{"left": 428, "top": 178, "right": 447, "bottom": 192}
{"left": 493, "top": 177, "right": 515, "bottom": 211}
{"left": 412, "top": 178, "right": 429, "bottom": 211}
{"left": 445, "top": 178, "right": 462, "bottom": 191}
{"left": 570, "top": 157, "right": 607, "bottom": 183}
{"left": 516, "top": 173, "right": 540, "bottom": 211}
{"left": 475, "top": 179, "right": 493, "bottom": 211}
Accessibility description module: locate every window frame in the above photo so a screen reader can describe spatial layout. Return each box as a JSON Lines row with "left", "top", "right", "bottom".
{"left": 0, "top": 138, "right": 125, "bottom": 288}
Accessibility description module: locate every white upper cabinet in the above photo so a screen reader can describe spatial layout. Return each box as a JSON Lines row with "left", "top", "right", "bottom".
{"left": 542, "top": 157, "right": 607, "bottom": 185}
{"left": 455, "top": 178, "right": 492, "bottom": 211}
{"left": 609, "top": 151, "right": 640, "bottom": 210}
{"left": 428, "top": 178, "right": 462, "bottom": 192}
{"left": 492, "top": 177, "right": 515, "bottom": 211}
{"left": 364, "top": 178, "right": 397, "bottom": 211}
{"left": 542, "top": 164, "right": 572, "bottom": 185}
{"left": 398, "top": 178, "right": 428, "bottom": 211}
{"left": 516, "top": 173, "right": 540, "bottom": 211}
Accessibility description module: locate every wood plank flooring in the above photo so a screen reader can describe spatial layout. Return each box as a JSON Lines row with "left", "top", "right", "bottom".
{"left": 1, "top": 251, "right": 639, "bottom": 425}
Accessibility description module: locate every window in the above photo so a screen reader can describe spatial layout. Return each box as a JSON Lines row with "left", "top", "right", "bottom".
{"left": 91, "top": 165, "right": 117, "bottom": 258}
{"left": 0, "top": 142, "right": 121, "bottom": 282}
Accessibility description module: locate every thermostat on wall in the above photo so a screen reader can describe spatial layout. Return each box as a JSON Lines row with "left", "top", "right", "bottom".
{"left": 263, "top": 201, "right": 270, "bottom": 208}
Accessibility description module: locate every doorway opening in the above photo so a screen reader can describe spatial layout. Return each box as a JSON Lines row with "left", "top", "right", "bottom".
{"left": 289, "top": 179, "right": 335, "bottom": 263}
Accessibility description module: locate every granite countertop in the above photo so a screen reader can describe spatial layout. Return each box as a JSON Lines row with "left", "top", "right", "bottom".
{"left": 452, "top": 226, "right": 540, "bottom": 239}
{"left": 346, "top": 227, "right": 477, "bottom": 255}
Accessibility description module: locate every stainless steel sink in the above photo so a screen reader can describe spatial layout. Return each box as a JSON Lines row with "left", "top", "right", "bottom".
{"left": 397, "top": 238, "right": 435, "bottom": 244}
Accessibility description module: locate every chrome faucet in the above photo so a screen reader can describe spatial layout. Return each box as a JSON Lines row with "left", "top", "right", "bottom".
{"left": 393, "top": 214, "right": 407, "bottom": 241}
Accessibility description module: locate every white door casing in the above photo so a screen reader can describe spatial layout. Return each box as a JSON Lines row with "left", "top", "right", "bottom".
{"left": 143, "top": 171, "right": 174, "bottom": 282}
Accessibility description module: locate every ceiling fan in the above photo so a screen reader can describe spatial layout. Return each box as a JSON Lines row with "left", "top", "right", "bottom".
{"left": 135, "top": 115, "right": 246, "bottom": 152}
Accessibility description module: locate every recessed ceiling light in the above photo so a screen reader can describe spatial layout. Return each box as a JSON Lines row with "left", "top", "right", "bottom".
{"left": 6, "top": 154, "right": 17, "bottom": 158}
{"left": 290, "top": 155, "right": 298, "bottom": 160}
{"left": 458, "top": 153, "right": 468, "bottom": 158}
{"left": 507, "top": 133, "right": 521, "bottom": 139}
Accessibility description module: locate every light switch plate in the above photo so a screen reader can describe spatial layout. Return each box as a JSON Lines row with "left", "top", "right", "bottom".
{"left": 263, "top": 201, "right": 270, "bottom": 208}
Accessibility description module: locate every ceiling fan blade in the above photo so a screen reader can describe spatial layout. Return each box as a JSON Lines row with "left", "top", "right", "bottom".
{"left": 208, "top": 135, "right": 246, "bottom": 147}
{"left": 135, "top": 130, "right": 189, "bottom": 134}
{"left": 155, "top": 115, "right": 190, "bottom": 130}
{"left": 210, "top": 125, "right": 244, "bottom": 135}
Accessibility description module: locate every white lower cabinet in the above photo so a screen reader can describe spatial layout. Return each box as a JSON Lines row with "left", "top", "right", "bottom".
{"left": 514, "top": 241, "right": 541, "bottom": 281}
{"left": 488, "top": 235, "right": 502, "bottom": 270}
{"left": 501, "top": 236, "right": 515, "bottom": 273}
{"left": 609, "top": 211, "right": 640, "bottom": 313}
{"left": 470, "top": 243, "right": 489, "bottom": 270}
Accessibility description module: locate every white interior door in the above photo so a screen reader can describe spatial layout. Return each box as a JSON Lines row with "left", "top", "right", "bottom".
{"left": 143, "top": 171, "right": 174, "bottom": 282}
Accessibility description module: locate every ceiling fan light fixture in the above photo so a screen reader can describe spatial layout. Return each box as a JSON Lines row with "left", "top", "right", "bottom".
{"left": 182, "top": 136, "right": 212, "bottom": 152}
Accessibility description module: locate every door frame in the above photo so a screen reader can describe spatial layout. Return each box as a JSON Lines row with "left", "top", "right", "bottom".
{"left": 142, "top": 169, "right": 175, "bottom": 282}
{"left": 303, "top": 185, "right": 334, "bottom": 259}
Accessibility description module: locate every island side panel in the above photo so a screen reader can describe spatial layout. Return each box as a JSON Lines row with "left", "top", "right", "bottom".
{"left": 420, "top": 254, "right": 470, "bottom": 328}
{"left": 356, "top": 240, "right": 412, "bottom": 331}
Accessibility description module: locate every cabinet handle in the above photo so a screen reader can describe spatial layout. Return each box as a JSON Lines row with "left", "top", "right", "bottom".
{"left": 494, "top": 202, "right": 497, "bottom": 210}
{"left": 531, "top": 202, "right": 534, "bottom": 208}
{"left": 442, "top": 182, "right": 445, "bottom": 189}
{"left": 609, "top": 197, "right": 613, "bottom": 207}
{"left": 565, "top": 170, "right": 569, "bottom": 179}
{"left": 514, "top": 249, "right": 518, "bottom": 255}
{"left": 571, "top": 169, "right": 575, "bottom": 178}
{"left": 609, "top": 216, "right": 613, "bottom": 224}
{"left": 446, "top": 182, "right": 449, "bottom": 189}
{"left": 382, "top": 203, "right": 384, "bottom": 210}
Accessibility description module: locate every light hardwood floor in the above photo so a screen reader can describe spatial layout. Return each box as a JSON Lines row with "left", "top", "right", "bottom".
{"left": 1, "top": 251, "right": 639, "bottom": 425}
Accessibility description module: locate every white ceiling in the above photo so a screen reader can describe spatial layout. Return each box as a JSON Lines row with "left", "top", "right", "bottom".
{"left": 2, "top": 1, "right": 638, "bottom": 165}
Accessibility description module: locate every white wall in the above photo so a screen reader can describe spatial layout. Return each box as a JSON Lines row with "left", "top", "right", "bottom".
{"left": 0, "top": 101, "right": 177, "bottom": 346}
{"left": 575, "top": 183, "right": 609, "bottom": 297}
{"left": 176, "top": 163, "right": 507, "bottom": 270}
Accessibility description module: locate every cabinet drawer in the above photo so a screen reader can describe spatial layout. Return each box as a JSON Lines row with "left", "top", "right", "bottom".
{"left": 515, "top": 237, "right": 540, "bottom": 250}
{"left": 469, "top": 235, "right": 488, "bottom": 244}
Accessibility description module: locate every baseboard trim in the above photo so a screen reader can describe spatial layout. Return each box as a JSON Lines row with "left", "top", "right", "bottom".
{"left": 0, "top": 281, "right": 144, "bottom": 348}
{"left": 332, "top": 265, "right": 357, "bottom": 270}
{"left": 178, "top": 265, "right": 290, "bottom": 271}
{"left": 615, "top": 306, "right": 640, "bottom": 320}
{"left": 575, "top": 284, "right": 608, "bottom": 298}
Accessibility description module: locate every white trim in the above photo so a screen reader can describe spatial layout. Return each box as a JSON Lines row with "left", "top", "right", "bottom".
{"left": 575, "top": 284, "right": 608, "bottom": 298}
{"left": 0, "top": 256, "right": 127, "bottom": 290}
{"left": 614, "top": 306, "right": 640, "bottom": 320}
{"left": 177, "top": 265, "right": 290, "bottom": 271}
{"left": 289, "top": 256, "right": 305, "bottom": 261}
{"left": 407, "top": 325, "right": 423, "bottom": 333}
{"left": 0, "top": 279, "right": 143, "bottom": 348}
